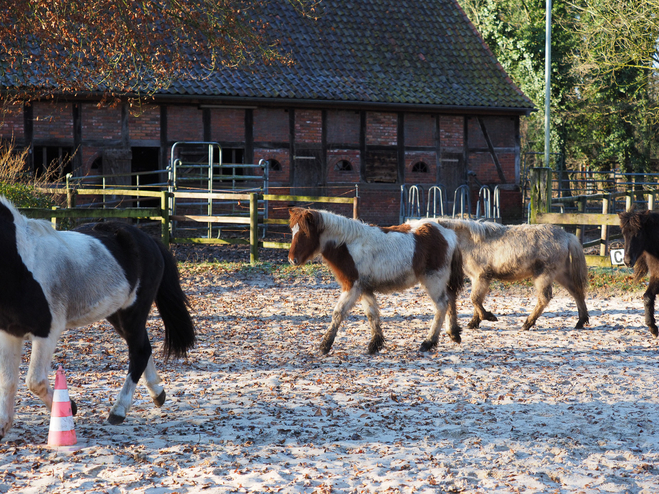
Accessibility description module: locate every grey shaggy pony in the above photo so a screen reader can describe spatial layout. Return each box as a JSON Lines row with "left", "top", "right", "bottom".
{"left": 431, "top": 219, "right": 589, "bottom": 331}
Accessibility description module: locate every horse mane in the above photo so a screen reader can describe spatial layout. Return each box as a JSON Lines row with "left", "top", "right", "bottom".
{"left": 289, "top": 207, "right": 368, "bottom": 245}
{"left": 437, "top": 218, "right": 506, "bottom": 243}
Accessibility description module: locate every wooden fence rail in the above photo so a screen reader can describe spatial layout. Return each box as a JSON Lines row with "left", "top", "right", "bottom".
{"left": 528, "top": 167, "right": 657, "bottom": 267}
{"left": 27, "top": 187, "right": 358, "bottom": 264}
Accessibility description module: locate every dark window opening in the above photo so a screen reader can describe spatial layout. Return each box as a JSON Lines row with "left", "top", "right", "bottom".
{"left": 364, "top": 149, "right": 398, "bottom": 183}
{"left": 269, "top": 159, "right": 282, "bottom": 171}
{"left": 131, "top": 147, "right": 162, "bottom": 207}
{"left": 33, "top": 146, "right": 74, "bottom": 180}
{"left": 335, "top": 159, "right": 352, "bottom": 171}
{"left": 90, "top": 157, "right": 102, "bottom": 173}
{"left": 412, "top": 161, "right": 429, "bottom": 173}
{"left": 212, "top": 147, "right": 245, "bottom": 180}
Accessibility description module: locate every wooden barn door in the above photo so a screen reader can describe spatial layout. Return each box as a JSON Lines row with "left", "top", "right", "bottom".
{"left": 292, "top": 149, "right": 323, "bottom": 197}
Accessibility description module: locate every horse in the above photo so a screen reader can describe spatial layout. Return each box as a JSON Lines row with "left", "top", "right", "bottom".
{"left": 619, "top": 209, "right": 659, "bottom": 337}
{"left": 288, "top": 208, "right": 464, "bottom": 354}
{"left": 430, "top": 218, "right": 589, "bottom": 331}
{"left": 0, "top": 196, "right": 195, "bottom": 440}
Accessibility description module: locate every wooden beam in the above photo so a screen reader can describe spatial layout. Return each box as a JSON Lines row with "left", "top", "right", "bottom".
{"left": 477, "top": 117, "right": 506, "bottom": 183}
{"left": 536, "top": 212, "right": 620, "bottom": 226}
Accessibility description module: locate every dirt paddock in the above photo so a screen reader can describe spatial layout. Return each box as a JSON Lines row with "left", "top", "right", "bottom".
{"left": 0, "top": 255, "right": 658, "bottom": 493}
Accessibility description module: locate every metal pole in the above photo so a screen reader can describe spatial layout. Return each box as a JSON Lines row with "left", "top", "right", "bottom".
{"left": 544, "top": 0, "right": 552, "bottom": 168}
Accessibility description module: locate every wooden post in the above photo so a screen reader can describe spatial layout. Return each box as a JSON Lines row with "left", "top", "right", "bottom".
{"left": 250, "top": 193, "right": 259, "bottom": 264}
{"left": 160, "top": 190, "right": 170, "bottom": 245}
{"left": 648, "top": 193, "right": 655, "bottom": 211}
{"left": 625, "top": 193, "right": 632, "bottom": 212}
{"left": 529, "top": 167, "right": 552, "bottom": 224}
{"left": 575, "top": 197, "right": 585, "bottom": 244}
{"left": 353, "top": 196, "right": 359, "bottom": 219}
{"left": 600, "top": 195, "right": 609, "bottom": 257}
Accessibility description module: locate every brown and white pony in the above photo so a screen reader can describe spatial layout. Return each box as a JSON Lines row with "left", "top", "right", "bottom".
{"left": 288, "top": 208, "right": 464, "bottom": 354}
{"left": 619, "top": 210, "right": 659, "bottom": 337}
{"left": 430, "top": 218, "right": 589, "bottom": 331}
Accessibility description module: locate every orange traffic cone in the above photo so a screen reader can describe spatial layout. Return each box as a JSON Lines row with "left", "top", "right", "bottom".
{"left": 47, "top": 365, "right": 77, "bottom": 446}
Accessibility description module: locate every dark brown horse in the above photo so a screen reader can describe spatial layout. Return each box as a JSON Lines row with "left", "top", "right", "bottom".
{"left": 619, "top": 210, "right": 659, "bottom": 337}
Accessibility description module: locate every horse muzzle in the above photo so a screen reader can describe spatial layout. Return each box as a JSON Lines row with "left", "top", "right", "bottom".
{"left": 289, "top": 257, "right": 299, "bottom": 266}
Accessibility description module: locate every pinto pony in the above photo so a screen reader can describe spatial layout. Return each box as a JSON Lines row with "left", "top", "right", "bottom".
{"left": 0, "top": 197, "right": 195, "bottom": 440}
{"left": 288, "top": 208, "right": 464, "bottom": 354}
{"left": 619, "top": 210, "right": 659, "bottom": 337}
{"left": 431, "top": 218, "right": 589, "bottom": 331}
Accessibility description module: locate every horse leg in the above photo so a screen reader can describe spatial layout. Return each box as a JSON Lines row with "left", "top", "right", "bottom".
{"left": 420, "top": 272, "right": 461, "bottom": 349}
{"left": 360, "top": 292, "right": 385, "bottom": 354}
{"left": 522, "top": 275, "right": 553, "bottom": 331}
{"left": 106, "top": 311, "right": 154, "bottom": 425}
{"left": 643, "top": 276, "right": 659, "bottom": 337}
{"left": 25, "top": 324, "right": 68, "bottom": 414}
{"left": 0, "top": 332, "right": 23, "bottom": 440}
{"left": 468, "top": 276, "right": 496, "bottom": 329}
{"left": 142, "top": 356, "right": 166, "bottom": 407}
{"left": 320, "top": 286, "right": 361, "bottom": 355}
{"left": 555, "top": 272, "right": 590, "bottom": 329}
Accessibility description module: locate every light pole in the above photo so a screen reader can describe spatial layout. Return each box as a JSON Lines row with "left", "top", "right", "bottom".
{"left": 544, "top": 0, "right": 552, "bottom": 168}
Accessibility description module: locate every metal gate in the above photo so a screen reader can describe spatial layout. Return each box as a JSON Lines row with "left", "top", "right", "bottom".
{"left": 168, "top": 141, "right": 268, "bottom": 239}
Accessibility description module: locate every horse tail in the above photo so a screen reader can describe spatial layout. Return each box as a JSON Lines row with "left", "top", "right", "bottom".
{"left": 448, "top": 245, "right": 465, "bottom": 296}
{"left": 567, "top": 235, "right": 589, "bottom": 299}
{"left": 155, "top": 241, "right": 196, "bottom": 360}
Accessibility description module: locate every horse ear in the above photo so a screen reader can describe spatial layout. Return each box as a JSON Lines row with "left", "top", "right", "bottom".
{"left": 640, "top": 210, "right": 652, "bottom": 224}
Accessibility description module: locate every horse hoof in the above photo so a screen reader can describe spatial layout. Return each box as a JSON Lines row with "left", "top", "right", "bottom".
{"left": 485, "top": 313, "right": 498, "bottom": 322}
{"left": 419, "top": 340, "right": 435, "bottom": 352}
{"left": 449, "top": 332, "right": 462, "bottom": 344}
{"left": 319, "top": 344, "right": 332, "bottom": 355}
{"left": 521, "top": 324, "right": 532, "bottom": 331}
{"left": 153, "top": 390, "right": 166, "bottom": 408}
{"left": 70, "top": 398, "right": 77, "bottom": 416}
{"left": 467, "top": 319, "right": 480, "bottom": 329}
{"left": 368, "top": 335, "right": 385, "bottom": 354}
{"left": 650, "top": 325, "right": 659, "bottom": 337}
{"left": 107, "top": 413, "right": 125, "bottom": 425}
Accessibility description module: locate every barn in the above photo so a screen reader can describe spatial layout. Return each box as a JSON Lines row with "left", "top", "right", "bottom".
{"left": 0, "top": 0, "right": 534, "bottom": 225}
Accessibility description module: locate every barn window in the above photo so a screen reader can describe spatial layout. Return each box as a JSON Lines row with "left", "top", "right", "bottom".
{"left": 269, "top": 159, "right": 282, "bottom": 171}
{"left": 412, "top": 161, "right": 429, "bottom": 173}
{"left": 335, "top": 159, "right": 352, "bottom": 171}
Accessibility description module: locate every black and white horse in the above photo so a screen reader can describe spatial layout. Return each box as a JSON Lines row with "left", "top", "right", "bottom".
{"left": 0, "top": 196, "right": 195, "bottom": 440}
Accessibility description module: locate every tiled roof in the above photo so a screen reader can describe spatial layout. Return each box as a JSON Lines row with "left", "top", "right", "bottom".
{"left": 3, "top": 0, "right": 535, "bottom": 113}
{"left": 162, "top": 0, "right": 535, "bottom": 112}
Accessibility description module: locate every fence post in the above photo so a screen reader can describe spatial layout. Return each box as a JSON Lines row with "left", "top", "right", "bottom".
{"left": 160, "top": 190, "right": 170, "bottom": 245}
{"left": 250, "top": 193, "right": 259, "bottom": 264}
{"left": 575, "top": 197, "right": 585, "bottom": 244}
{"left": 600, "top": 195, "right": 610, "bottom": 257}
{"left": 529, "top": 167, "right": 552, "bottom": 223}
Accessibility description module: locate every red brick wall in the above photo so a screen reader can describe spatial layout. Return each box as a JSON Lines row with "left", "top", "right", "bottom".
{"left": 327, "top": 110, "right": 360, "bottom": 145}
{"left": 358, "top": 188, "right": 400, "bottom": 225}
{"left": 468, "top": 116, "right": 515, "bottom": 148}
{"left": 167, "top": 106, "right": 203, "bottom": 142}
{"left": 34, "top": 102, "right": 73, "bottom": 140}
{"left": 468, "top": 152, "right": 516, "bottom": 185}
{"left": 327, "top": 149, "right": 361, "bottom": 183}
{"left": 128, "top": 105, "right": 160, "bottom": 141}
{"left": 254, "top": 108, "right": 289, "bottom": 142}
{"left": 366, "top": 112, "right": 397, "bottom": 146}
{"left": 405, "top": 151, "right": 437, "bottom": 184}
{"left": 295, "top": 109, "right": 322, "bottom": 143}
{"left": 439, "top": 115, "right": 463, "bottom": 150}
{"left": 81, "top": 104, "right": 121, "bottom": 141}
{"left": 0, "top": 103, "right": 24, "bottom": 140}
{"left": 405, "top": 113, "right": 434, "bottom": 147}
{"left": 211, "top": 108, "right": 245, "bottom": 142}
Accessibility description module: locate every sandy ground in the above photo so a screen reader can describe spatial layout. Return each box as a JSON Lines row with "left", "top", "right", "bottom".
{"left": 1, "top": 266, "right": 658, "bottom": 494}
